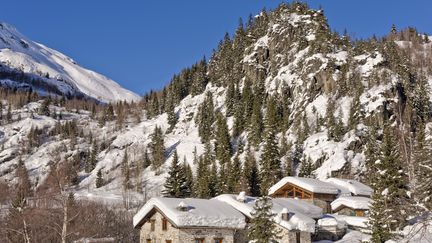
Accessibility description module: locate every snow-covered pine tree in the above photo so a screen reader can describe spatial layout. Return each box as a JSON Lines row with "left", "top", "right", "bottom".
{"left": 248, "top": 196, "right": 281, "bottom": 243}
{"left": 121, "top": 149, "right": 131, "bottom": 190}
{"left": 298, "top": 156, "right": 314, "bottom": 178}
{"left": 259, "top": 96, "right": 282, "bottom": 195}
{"left": 243, "top": 147, "right": 260, "bottom": 196}
{"left": 194, "top": 143, "right": 212, "bottom": 198}
{"left": 15, "top": 157, "right": 32, "bottom": 199}
{"left": 369, "top": 124, "right": 409, "bottom": 241}
{"left": 196, "top": 91, "right": 215, "bottom": 143}
{"left": 215, "top": 112, "right": 232, "bottom": 165}
{"left": 182, "top": 157, "right": 194, "bottom": 197}
{"left": 166, "top": 99, "right": 177, "bottom": 133}
{"left": 413, "top": 123, "right": 432, "bottom": 211}
{"left": 162, "top": 151, "right": 190, "bottom": 198}
{"left": 95, "top": 169, "right": 104, "bottom": 188}
{"left": 149, "top": 126, "right": 165, "bottom": 174}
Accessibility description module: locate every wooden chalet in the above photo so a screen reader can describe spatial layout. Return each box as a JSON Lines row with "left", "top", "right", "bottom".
{"left": 268, "top": 177, "right": 340, "bottom": 213}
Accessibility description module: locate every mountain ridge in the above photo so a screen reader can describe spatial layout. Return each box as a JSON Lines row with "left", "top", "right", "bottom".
{"left": 0, "top": 22, "right": 140, "bottom": 102}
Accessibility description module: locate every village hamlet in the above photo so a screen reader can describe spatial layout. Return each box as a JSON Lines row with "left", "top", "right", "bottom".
{"left": 134, "top": 177, "right": 374, "bottom": 242}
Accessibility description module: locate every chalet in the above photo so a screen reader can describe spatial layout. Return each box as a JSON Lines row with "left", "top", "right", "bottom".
{"left": 331, "top": 196, "right": 372, "bottom": 217}
{"left": 214, "top": 192, "right": 322, "bottom": 243}
{"left": 324, "top": 178, "right": 373, "bottom": 197}
{"left": 268, "top": 177, "right": 339, "bottom": 213}
{"left": 133, "top": 197, "right": 247, "bottom": 243}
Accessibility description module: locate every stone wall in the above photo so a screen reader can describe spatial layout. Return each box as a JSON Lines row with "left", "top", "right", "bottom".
{"left": 139, "top": 211, "right": 239, "bottom": 243}
{"left": 277, "top": 224, "right": 312, "bottom": 243}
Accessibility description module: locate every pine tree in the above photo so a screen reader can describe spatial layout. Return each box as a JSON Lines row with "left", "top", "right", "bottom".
{"left": 194, "top": 143, "right": 212, "bottom": 198}
{"left": 209, "top": 160, "right": 220, "bottom": 197}
{"left": 85, "top": 141, "right": 98, "bottom": 172}
{"left": 348, "top": 93, "right": 362, "bottom": 130}
{"left": 259, "top": 96, "right": 282, "bottom": 195}
{"left": 225, "top": 81, "right": 236, "bottom": 116}
{"left": 369, "top": 125, "right": 409, "bottom": 241}
{"left": 6, "top": 104, "right": 12, "bottom": 123}
{"left": 166, "top": 100, "right": 177, "bottom": 133}
{"left": 183, "top": 157, "right": 194, "bottom": 197}
{"left": 243, "top": 147, "right": 260, "bottom": 196}
{"left": 249, "top": 101, "right": 263, "bottom": 148}
{"left": 39, "top": 98, "right": 50, "bottom": 116}
{"left": 364, "top": 124, "right": 379, "bottom": 183}
{"left": 196, "top": 92, "right": 215, "bottom": 143}
{"left": 413, "top": 123, "right": 432, "bottom": 210}
{"left": 228, "top": 155, "right": 242, "bottom": 193}
{"left": 121, "top": 149, "right": 131, "bottom": 190}
{"left": 215, "top": 112, "right": 232, "bottom": 166}
{"left": 325, "top": 98, "right": 337, "bottom": 140}
{"left": 162, "top": 151, "right": 190, "bottom": 197}
{"left": 15, "top": 157, "right": 32, "bottom": 198}
{"left": 96, "top": 169, "right": 104, "bottom": 188}
{"left": 298, "top": 156, "right": 314, "bottom": 178}
{"left": 248, "top": 196, "right": 281, "bottom": 243}
{"left": 150, "top": 126, "right": 165, "bottom": 173}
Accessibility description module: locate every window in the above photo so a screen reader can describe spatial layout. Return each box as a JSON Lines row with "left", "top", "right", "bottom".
{"left": 162, "top": 218, "right": 168, "bottom": 230}
{"left": 214, "top": 238, "right": 223, "bottom": 243}
{"left": 150, "top": 219, "right": 155, "bottom": 231}
{"left": 194, "top": 238, "right": 205, "bottom": 243}
{"left": 166, "top": 240, "right": 172, "bottom": 243}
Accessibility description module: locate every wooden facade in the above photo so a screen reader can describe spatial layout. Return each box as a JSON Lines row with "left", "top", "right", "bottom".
{"left": 270, "top": 182, "right": 337, "bottom": 213}
{"left": 332, "top": 205, "right": 368, "bottom": 217}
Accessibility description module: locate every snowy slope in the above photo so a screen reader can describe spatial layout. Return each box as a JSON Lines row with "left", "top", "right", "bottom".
{"left": 0, "top": 22, "right": 140, "bottom": 102}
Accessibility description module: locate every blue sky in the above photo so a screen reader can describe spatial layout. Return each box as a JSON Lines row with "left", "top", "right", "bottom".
{"left": 2, "top": 1, "right": 431, "bottom": 95}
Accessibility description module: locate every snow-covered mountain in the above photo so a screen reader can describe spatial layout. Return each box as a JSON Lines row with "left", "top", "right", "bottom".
{"left": 0, "top": 22, "right": 140, "bottom": 102}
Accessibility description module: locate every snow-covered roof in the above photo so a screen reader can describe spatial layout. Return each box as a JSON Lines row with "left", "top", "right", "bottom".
{"left": 272, "top": 198, "right": 323, "bottom": 219}
{"left": 133, "top": 197, "right": 246, "bottom": 229}
{"left": 331, "top": 196, "right": 372, "bottom": 211}
{"left": 213, "top": 194, "right": 318, "bottom": 232}
{"left": 325, "top": 178, "right": 373, "bottom": 197}
{"left": 268, "top": 177, "right": 339, "bottom": 195}
{"left": 331, "top": 215, "right": 369, "bottom": 229}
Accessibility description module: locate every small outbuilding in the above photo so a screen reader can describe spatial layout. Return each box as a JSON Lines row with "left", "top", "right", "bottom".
{"left": 331, "top": 196, "right": 373, "bottom": 217}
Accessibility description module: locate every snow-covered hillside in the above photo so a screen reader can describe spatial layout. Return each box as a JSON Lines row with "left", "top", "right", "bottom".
{"left": 0, "top": 22, "right": 140, "bottom": 102}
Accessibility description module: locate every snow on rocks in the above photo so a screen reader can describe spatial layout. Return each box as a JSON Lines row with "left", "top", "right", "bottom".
{"left": 133, "top": 197, "right": 247, "bottom": 229}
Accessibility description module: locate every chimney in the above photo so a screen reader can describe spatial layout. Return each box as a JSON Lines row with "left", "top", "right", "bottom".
{"left": 177, "top": 201, "right": 189, "bottom": 211}
{"left": 236, "top": 191, "right": 246, "bottom": 203}
{"left": 281, "top": 208, "right": 293, "bottom": 221}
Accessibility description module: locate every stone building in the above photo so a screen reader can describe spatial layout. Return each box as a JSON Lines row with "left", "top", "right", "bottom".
{"left": 268, "top": 177, "right": 340, "bottom": 213}
{"left": 133, "top": 197, "right": 246, "bottom": 243}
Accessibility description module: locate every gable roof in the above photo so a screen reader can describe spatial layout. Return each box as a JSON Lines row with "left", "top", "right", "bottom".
{"left": 331, "top": 196, "right": 373, "bottom": 211}
{"left": 213, "top": 194, "right": 319, "bottom": 233}
{"left": 324, "top": 178, "right": 373, "bottom": 197}
{"left": 133, "top": 197, "right": 246, "bottom": 229}
{"left": 268, "top": 177, "right": 339, "bottom": 195}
